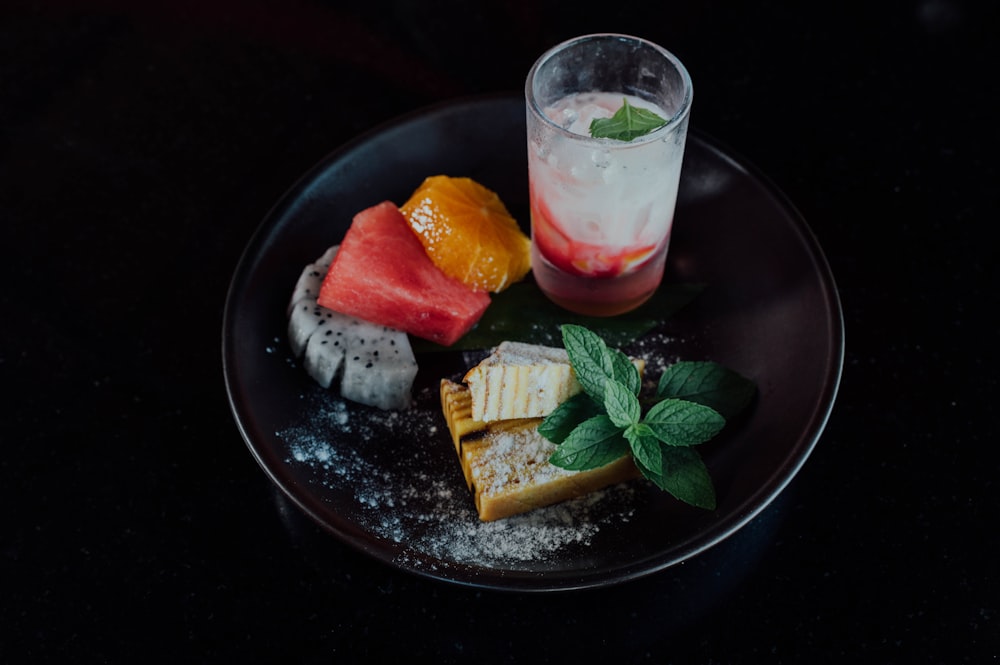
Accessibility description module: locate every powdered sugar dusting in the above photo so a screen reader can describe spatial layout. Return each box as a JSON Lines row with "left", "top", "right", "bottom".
{"left": 471, "top": 427, "right": 573, "bottom": 496}
{"left": 272, "top": 328, "right": 688, "bottom": 574}
{"left": 627, "top": 329, "right": 682, "bottom": 374}
{"left": 276, "top": 386, "right": 639, "bottom": 570}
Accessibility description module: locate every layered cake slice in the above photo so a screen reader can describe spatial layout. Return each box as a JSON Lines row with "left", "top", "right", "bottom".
{"left": 441, "top": 355, "right": 640, "bottom": 522}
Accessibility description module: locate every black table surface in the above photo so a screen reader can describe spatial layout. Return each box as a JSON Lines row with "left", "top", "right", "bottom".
{"left": 4, "top": 1, "right": 997, "bottom": 662}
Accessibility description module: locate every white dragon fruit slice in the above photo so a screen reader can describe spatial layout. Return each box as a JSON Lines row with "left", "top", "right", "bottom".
{"left": 315, "top": 244, "right": 338, "bottom": 266}
{"left": 287, "top": 247, "right": 420, "bottom": 410}
{"left": 340, "top": 323, "right": 419, "bottom": 411}
{"left": 287, "top": 245, "right": 339, "bottom": 314}
{"left": 288, "top": 297, "right": 343, "bottom": 357}
{"left": 302, "top": 319, "right": 348, "bottom": 389}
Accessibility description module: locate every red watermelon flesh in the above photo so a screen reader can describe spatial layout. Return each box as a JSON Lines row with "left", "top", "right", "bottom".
{"left": 317, "top": 201, "right": 491, "bottom": 346}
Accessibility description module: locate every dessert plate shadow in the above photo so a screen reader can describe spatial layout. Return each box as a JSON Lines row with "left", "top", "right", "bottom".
{"left": 222, "top": 93, "right": 844, "bottom": 592}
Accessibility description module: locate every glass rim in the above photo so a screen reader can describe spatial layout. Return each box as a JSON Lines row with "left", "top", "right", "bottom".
{"left": 525, "top": 33, "right": 693, "bottom": 146}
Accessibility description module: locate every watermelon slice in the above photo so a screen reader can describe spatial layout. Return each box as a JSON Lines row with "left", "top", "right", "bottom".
{"left": 317, "top": 201, "right": 491, "bottom": 346}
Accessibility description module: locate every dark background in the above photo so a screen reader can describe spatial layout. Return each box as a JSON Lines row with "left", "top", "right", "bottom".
{"left": 3, "top": 1, "right": 996, "bottom": 662}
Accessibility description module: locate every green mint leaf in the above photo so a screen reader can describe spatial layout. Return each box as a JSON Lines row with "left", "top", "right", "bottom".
{"left": 656, "top": 360, "right": 757, "bottom": 419}
{"left": 633, "top": 445, "right": 716, "bottom": 509}
{"left": 652, "top": 446, "right": 717, "bottom": 510}
{"left": 642, "top": 398, "right": 726, "bottom": 447}
{"left": 609, "top": 348, "right": 642, "bottom": 395}
{"left": 589, "top": 98, "right": 668, "bottom": 141}
{"left": 538, "top": 393, "right": 602, "bottom": 444}
{"left": 549, "top": 414, "right": 629, "bottom": 471}
{"left": 546, "top": 324, "right": 757, "bottom": 512}
{"left": 624, "top": 423, "right": 662, "bottom": 474}
{"left": 604, "top": 380, "right": 641, "bottom": 429}
{"left": 410, "top": 279, "right": 705, "bottom": 352}
{"left": 561, "top": 324, "right": 615, "bottom": 403}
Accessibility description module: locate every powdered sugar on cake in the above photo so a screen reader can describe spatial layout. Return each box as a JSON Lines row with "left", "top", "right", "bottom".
{"left": 470, "top": 428, "right": 572, "bottom": 497}
{"left": 277, "top": 387, "right": 637, "bottom": 569}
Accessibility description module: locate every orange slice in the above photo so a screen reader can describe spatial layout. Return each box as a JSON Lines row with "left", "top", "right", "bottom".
{"left": 400, "top": 176, "right": 531, "bottom": 293}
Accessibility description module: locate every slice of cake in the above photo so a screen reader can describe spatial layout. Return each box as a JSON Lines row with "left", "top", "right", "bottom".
{"left": 440, "top": 378, "right": 640, "bottom": 522}
{"left": 440, "top": 378, "right": 539, "bottom": 489}
{"left": 461, "top": 341, "right": 579, "bottom": 423}
{"left": 462, "top": 341, "right": 646, "bottom": 423}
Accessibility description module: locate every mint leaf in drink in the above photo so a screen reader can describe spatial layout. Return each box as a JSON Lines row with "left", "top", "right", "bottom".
{"left": 656, "top": 360, "right": 757, "bottom": 419}
{"left": 549, "top": 414, "right": 629, "bottom": 470}
{"left": 642, "top": 398, "right": 725, "bottom": 447}
{"left": 542, "top": 324, "right": 756, "bottom": 510}
{"left": 589, "top": 98, "right": 668, "bottom": 141}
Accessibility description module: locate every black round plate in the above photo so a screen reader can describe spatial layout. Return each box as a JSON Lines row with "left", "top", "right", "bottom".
{"left": 222, "top": 94, "right": 844, "bottom": 592}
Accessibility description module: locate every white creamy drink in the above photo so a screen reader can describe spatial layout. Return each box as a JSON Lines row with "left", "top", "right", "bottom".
{"left": 533, "top": 91, "right": 683, "bottom": 266}
{"left": 525, "top": 34, "right": 693, "bottom": 316}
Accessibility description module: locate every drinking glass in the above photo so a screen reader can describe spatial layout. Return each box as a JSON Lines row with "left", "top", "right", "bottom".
{"left": 526, "top": 33, "right": 693, "bottom": 316}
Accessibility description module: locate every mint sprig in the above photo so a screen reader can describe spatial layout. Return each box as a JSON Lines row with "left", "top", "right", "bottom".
{"left": 589, "top": 98, "right": 668, "bottom": 141}
{"left": 540, "top": 324, "right": 757, "bottom": 510}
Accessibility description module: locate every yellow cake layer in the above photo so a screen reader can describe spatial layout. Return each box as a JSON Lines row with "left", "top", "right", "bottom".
{"left": 440, "top": 378, "right": 639, "bottom": 522}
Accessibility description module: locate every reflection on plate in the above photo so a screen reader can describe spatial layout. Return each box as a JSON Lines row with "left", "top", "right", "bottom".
{"left": 222, "top": 94, "right": 844, "bottom": 592}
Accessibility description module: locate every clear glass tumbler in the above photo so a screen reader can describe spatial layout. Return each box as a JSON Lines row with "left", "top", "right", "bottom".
{"left": 526, "top": 33, "right": 693, "bottom": 316}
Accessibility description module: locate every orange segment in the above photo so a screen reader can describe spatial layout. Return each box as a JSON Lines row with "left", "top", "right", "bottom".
{"left": 400, "top": 176, "right": 531, "bottom": 293}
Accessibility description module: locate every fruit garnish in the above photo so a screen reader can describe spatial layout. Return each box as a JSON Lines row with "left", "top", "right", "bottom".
{"left": 400, "top": 175, "right": 531, "bottom": 293}
{"left": 317, "top": 201, "right": 490, "bottom": 347}
{"left": 589, "top": 98, "right": 667, "bottom": 141}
